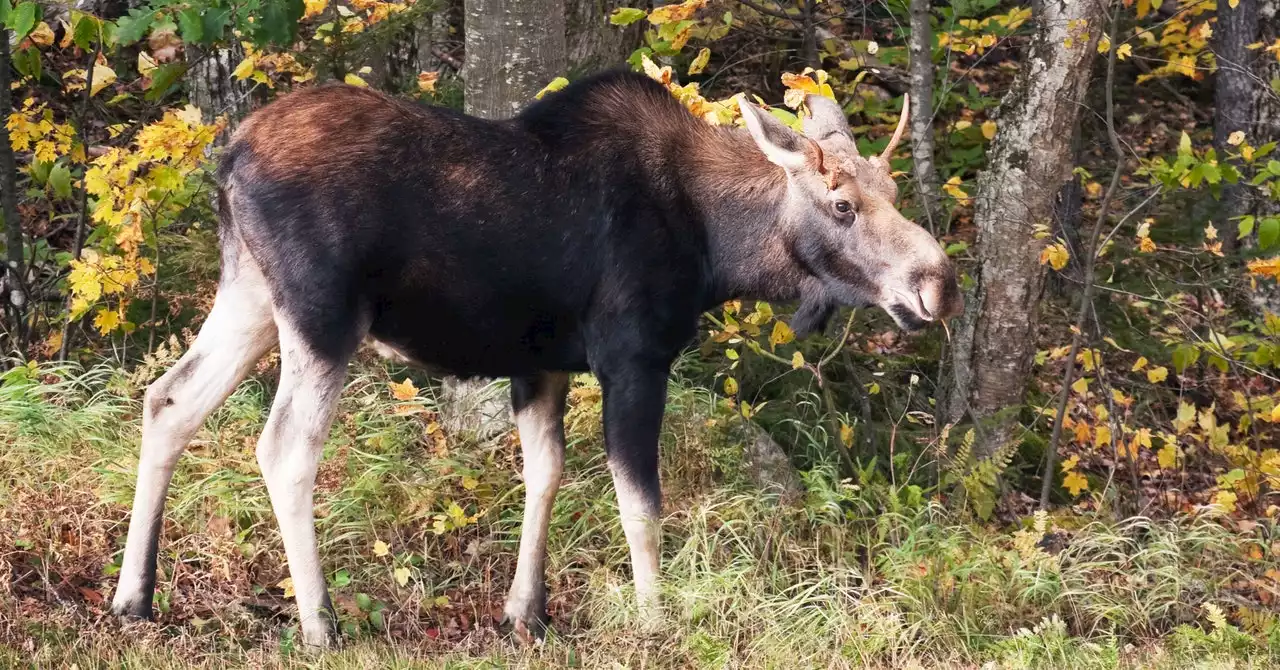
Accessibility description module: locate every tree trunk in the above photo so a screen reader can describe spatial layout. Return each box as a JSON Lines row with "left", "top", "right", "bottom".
{"left": 1248, "top": 0, "right": 1280, "bottom": 315}
{"left": 444, "top": 0, "right": 566, "bottom": 439}
{"left": 566, "top": 0, "right": 639, "bottom": 75}
{"left": 942, "top": 0, "right": 1107, "bottom": 454}
{"left": 1212, "top": 0, "right": 1259, "bottom": 252}
{"left": 185, "top": 42, "right": 253, "bottom": 144}
{"left": 908, "top": 0, "right": 944, "bottom": 233}
{"left": 1, "top": 29, "right": 26, "bottom": 348}
{"left": 462, "top": 0, "right": 566, "bottom": 119}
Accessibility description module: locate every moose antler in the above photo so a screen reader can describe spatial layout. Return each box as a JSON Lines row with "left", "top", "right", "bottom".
{"left": 879, "top": 92, "right": 910, "bottom": 161}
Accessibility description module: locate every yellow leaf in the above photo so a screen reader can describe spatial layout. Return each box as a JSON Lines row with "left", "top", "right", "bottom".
{"left": 1174, "top": 401, "right": 1197, "bottom": 433}
{"left": 29, "top": 22, "right": 54, "bottom": 47}
{"left": 1204, "top": 223, "right": 1218, "bottom": 241}
{"left": 90, "top": 65, "right": 117, "bottom": 97}
{"left": 1073, "top": 421, "right": 1091, "bottom": 444}
{"left": 232, "top": 55, "right": 257, "bottom": 80}
{"left": 535, "top": 76, "right": 570, "bottom": 100}
{"left": 688, "top": 48, "right": 711, "bottom": 75}
{"left": 769, "top": 320, "right": 795, "bottom": 350}
{"left": 1227, "top": 130, "right": 1245, "bottom": 146}
{"left": 1213, "top": 489, "right": 1238, "bottom": 513}
{"left": 943, "top": 175, "right": 969, "bottom": 201}
{"left": 1157, "top": 443, "right": 1180, "bottom": 469}
{"left": 1063, "top": 470, "right": 1089, "bottom": 496}
{"left": 1039, "top": 242, "right": 1070, "bottom": 271}
{"left": 1112, "top": 388, "right": 1133, "bottom": 407}
{"left": 723, "top": 376, "right": 738, "bottom": 396}
{"left": 1071, "top": 376, "right": 1090, "bottom": 395}
{"left": 1132, "top": 356, "right": 1148, "bottom": 371}
{"left": 304, "top": 0, "right": 327, "bottom": 19}
{"left": 1117, "top": 43, "right": 1132, "bottom": 60}
{"left": 344, "top": 73, "right": 369, "bottom": 87}
{"left": 1270, "top": 403, "right": 1280, "bottom": 423}
{"left": 461, "top": 475, "right": 479, "bottom": 490}
{"left": 648, "top": 0, "right": 706, "bottom": 25}
{"left": 138, "top": 52, "right": 158, "bottom": 77}
{"left": 417, "top": 71, "right": 440, "bottom": 93}
{"left": 373, "top": 540, "right": 390, "bottom": 557}
{"left": 1095, "top": 424, "right": 1112, "bottom": 448}
{"left": 1229, "top": 0, "right": 1239, "bottom": 7}
{"left": 791, "top": 351, "right": 805, "bottom": 369}
{"left": 840, "top": 422, "right": 854, "bottom": 447}
{"left": 1097, "top": 34, "right": 1111, "bottom": 53}
{"left": 389, "top": 377, "right": 418, "bottom": 400}
{"left": 278, "top": 577, "right": 295, "bottom": 598}
{"left": 1247, "top": 257, "right": 1280, "bottom": 279}
{"left": 1147, "top": 366, "right": 1169, "bottom": 383}
{"left": 394, "top": 566, "right": 411, "bottom": 586}
{"left": 93, "top": 307, "right": 121, "bottom": 335}
{"left": 867, "top": 382, "right": 881, "bottom": 395}
{"left": 981, "top": 120, "right": 997, "bottom": 140}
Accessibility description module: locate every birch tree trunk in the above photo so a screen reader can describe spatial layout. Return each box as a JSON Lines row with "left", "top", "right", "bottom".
{"left": 1212, "top": 0, "right": 1259, "bottom": 251}
{"left": 185, "top": 43, "right": 253, "bottom": 143}
{"left": 908, "top": 0, "right": 943, "bottom": 233}
{"left": 444, "top": 0, "right": 566, "bottom": 439}
{"left": 942, "top": 0, "right": 1108, "bottom": 454}
{"left": 567, "top": 0, "right": 639, "bottom": 74}
{"left": 462, "top": 0, "right": 566, "bottom": 119}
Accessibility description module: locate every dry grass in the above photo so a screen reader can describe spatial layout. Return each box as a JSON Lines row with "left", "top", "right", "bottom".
{"left": 1, "top": 358, "right": 1277, "bottom": 669}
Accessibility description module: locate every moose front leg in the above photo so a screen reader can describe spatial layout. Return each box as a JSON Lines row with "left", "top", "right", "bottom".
{"left": 597, "top": 358, "right": 669, "bottom": 623}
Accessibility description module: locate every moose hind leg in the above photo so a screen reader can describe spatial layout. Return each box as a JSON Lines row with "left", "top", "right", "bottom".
{"left": 503, "top": 372, "right": 570, "bottom": 639}
{"left": 112, "top": 276, "right": 277, "bottom": 620}
{"left": 256, "top": 316, "right": 355, "bottom": 648}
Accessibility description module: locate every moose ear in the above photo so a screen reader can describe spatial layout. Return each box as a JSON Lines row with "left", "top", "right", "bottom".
{"left": 737, "top": 95, "right": 810, "bottom": 172}
{"left": 801, "top": 94, "right": 851, "bottom": 141}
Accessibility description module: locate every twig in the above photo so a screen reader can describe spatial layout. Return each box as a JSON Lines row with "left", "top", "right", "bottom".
{"left": 429, "top": 46, "right": 463, "bottom": 71}
{"left": 59, "top": 46, "right": 101, "bottom": 361}
{"left": 1040, "top": 3, "right": 1125, "bottom": 510}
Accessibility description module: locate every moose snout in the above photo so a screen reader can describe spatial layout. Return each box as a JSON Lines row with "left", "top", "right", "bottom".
{"left": 917, "top": 266, "right": 964, "bottom": 321}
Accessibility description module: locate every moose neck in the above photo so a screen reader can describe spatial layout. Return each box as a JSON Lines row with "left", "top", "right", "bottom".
{"left": 679, "top": 125, "right": 811, "bottom": 308}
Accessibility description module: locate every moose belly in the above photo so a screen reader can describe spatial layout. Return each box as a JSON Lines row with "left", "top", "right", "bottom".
{"left": 365, "top": 303, "right": 589, "bottom": 378}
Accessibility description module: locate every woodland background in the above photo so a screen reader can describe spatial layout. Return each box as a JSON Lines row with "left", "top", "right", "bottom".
{"left": 1, "top": 0, "right": 1280, "bottom": 668}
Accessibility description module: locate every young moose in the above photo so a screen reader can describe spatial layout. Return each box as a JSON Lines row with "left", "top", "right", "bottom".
{"left": 110, "top": 70, "right": 962, "bottom": 646}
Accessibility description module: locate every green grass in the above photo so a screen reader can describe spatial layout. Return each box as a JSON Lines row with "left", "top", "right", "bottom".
{"left": 1, "top": 357, "right": 1278, "bottom": 669}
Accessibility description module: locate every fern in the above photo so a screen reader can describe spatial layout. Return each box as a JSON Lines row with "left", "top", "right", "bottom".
{"left": 941, "top": 428, "right": 1017, "bottom": 520}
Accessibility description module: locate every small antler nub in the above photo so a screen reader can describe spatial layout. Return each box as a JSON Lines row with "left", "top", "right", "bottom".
{"left": 878, "top": 92, "right": 910, "bottom": 162}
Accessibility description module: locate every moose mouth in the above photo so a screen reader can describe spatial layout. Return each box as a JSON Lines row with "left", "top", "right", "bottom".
{"left": 885, "top": 289, "right": 936, "bottom": 332}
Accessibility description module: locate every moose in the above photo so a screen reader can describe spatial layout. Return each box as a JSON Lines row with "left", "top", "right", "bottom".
{"left": 110, "top": 69, "right": 962, "bottom": 647}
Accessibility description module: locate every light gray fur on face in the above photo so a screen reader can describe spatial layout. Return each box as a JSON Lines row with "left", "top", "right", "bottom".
{"left": 111, "top": 248, "right": 278, "bottom": 621}
{"left": 504, "top": 372, "right": 570, "bottom": 635}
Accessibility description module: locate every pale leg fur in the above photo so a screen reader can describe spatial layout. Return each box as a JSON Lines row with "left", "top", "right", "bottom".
{"left": 503, "top": 372, "right": 571, "bottom": 635}
{"left": 611, "top": 471, "right": 662, "bottom": 625}
{"left": 112, "top": 265, "right": 277, "bottom": 619}
{"left": 256, "top": 316, "right": 351, "bottom": 648}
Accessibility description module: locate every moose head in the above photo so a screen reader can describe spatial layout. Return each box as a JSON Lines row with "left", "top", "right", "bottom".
{"left": 736, "top": 93, "right": 964, "bottom": 333}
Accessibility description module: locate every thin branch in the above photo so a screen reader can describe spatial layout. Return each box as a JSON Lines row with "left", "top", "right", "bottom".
{"left": 59, "top": 46, "right": 102, "bottom": 361}
{"left": 1041, "top": 2, "right": 1125, "bottom": 509}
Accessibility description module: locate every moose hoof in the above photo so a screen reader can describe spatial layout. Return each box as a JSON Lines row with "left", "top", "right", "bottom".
{"left": 110, "top": 594, "right": 153, "bottom": 621}
{"left": 501, "top": 600, "right": 550, "bottom": 644}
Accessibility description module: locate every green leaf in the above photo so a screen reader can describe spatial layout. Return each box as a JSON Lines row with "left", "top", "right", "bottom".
{"left": 1171, "top": 345, "right": 1200, "bottom": 374}
{"left": 177, "top": 8, "right": 203, "bottom": 43}
{"left": 355, "top": 593, "right": 373, "bottom": 611}
{"left": 1238, "top": 215, "right": 1255, "bottom": 239}
{"left": 200, "top": 7, "right": 232, "bottom": 44}
{"left": 609, "top": 7, "right": 646, "bottom": 25}
{"left": 8, "top": 1, "right": 37, "bottom": 40}
{"left": 72, "top": 11, "right": 98, "bottom": 49}
{"left": 1259, "top": 216, "right": 1280, "bottom": 251}
{"left": 1177, "top": 131, "right": 1192, "bottom": 157}
{"left": 0, "top": 0, "right": 12, "bottom": 25}
{"left": 12, "top": 45, "right": 39, "bottom": 80}
{"left": 259, "top": 0, "right": 304, "bottom": 46}
{"left": 114, "top": 7, "right": 157, "bottom": 45}
{"left": 144, "top": 62, "right": 187, "bottom": 102}
{"left": 48, "top": 163, "right": 71, "bottom": 199}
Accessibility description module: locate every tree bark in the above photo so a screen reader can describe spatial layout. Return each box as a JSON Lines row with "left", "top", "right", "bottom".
{"left": 566, "top": 0, "right": 640, "bottom": 75}
{"left": 445, "top": 0, "right": 567, "bottom": 438}
{"left": 1212, "top": 0, "right": 1259, "bottom": 251}
{"left": 185, "top": 42, "right": 253, "bottom": 144}
{"left": 1, "top": 29, "right": 26, "bottom": 347}
{"left": 908, "top": 0, "right": 944, "bottom": 233}
{"left": 462, "top": 0, "right": 566, "bottom": 119}
{"left": 942, "top": 0, "right": 1108, "bottom": 454}
{"left": 1248, "top": 0, "right": 1280, "bottom": 315}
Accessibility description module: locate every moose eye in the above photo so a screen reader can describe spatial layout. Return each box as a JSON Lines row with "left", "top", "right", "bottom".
{"left": 833, "top": 200, "right": 854, "bottom": 217}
